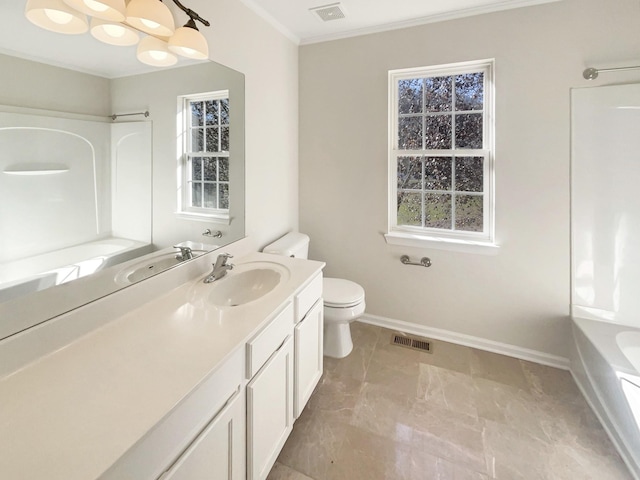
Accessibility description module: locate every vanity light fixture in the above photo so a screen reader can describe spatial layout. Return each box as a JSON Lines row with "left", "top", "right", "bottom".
{"left": 25, "top": 0, "right": 211, "bottom": 67}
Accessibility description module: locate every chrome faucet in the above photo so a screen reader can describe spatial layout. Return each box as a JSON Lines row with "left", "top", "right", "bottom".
{"left": 174, "top": 245, "right": 193, "bottom": 261}
{"left": 204, "top": 253, "right": 234, "bottom": 283}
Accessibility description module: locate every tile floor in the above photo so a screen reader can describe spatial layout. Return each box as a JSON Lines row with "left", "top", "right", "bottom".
{"left": 267, "top": 322, "right": 633, "bottom": 480}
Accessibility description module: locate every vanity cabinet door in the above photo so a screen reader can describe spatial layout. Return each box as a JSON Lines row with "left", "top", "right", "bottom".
{"left": 159, "top": 389, "right": 245, "bottom": 480}
{"left": 247, "top": 335, "right": 294, "bottom": 480}
{"left": 294, "top": 299, "right": 323, "bottom": 418}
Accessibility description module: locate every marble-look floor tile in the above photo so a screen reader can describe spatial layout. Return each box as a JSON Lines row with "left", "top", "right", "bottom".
{"left": 409, "top": 399, "right": 487, "bottom": 474}
{"left": 277, "top": 408, "right": 348, "bottom": 480}
{"left": 364, "top": 332, "right": 421, "bottom": 397}
{"left": 474, "top": 376, "right": 550, "bottom": 443}
{"left": 305, "top": 369, "right": 361, "bottom": 422}
{"left": 546, "top": 443, "right": 633, "bottom": 480}
{"left": 482, "top": 419, "right": 552, "bottom": 480}
{"left": 417, "top": 363, "right": 478, "bottom": 417}
{"left": 537, "top": 393, "right": 621, "bottom": 458}
{"left": 470, "top": 349, "right": 530, "bottom": 391}
{"left": 520, "top": 360, "right": 583, "bottom": 404}
{"left": 323, "top": 323, "right": 379, "bottom": 382}
{"left": 350, "top": 381, "right": 415, "bottom": 444}
{"left": 326, "top": 425, "right": 437, "bottom": 480}
{"left": 267, "top": 462, "right": 315, "bottom": 480}
{"left": 434, "top": 456, "right": 490, "bottom": 480}
{"left": 417, "top": 339, "right": 474, "bottom": 375}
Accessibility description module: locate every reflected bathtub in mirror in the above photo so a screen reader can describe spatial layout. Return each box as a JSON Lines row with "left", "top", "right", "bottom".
{"left": 0, "top": 54, "right": 245, "bottom": 340}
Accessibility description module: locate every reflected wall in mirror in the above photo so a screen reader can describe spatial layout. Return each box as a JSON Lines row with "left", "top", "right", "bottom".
{"left": 0, "top": 53, "right": 245, "bottom": 340}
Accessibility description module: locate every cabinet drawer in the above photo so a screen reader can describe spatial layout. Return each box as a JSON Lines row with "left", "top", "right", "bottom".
{"left": 247, "top": 303, "right": 294, "bottom": 378}
{"left": 294, "top": 273, "right": 322, "bottom": 323}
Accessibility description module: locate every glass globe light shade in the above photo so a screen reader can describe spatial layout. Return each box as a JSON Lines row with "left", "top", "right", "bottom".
{"left": 62, "top": 0, "right": 125, "bottom": 22}
{"left": 126, "top": 0, "right": 175, "bottom": 37}
{"left": 90, "top": 17, "right": 139, "bottom": 46}
{"left": 25, "top": 0, "right": 88, "bottom": 34}
{"left": 137, "top": 35, "right": 177, "bottom": 67}
{"left": 168, "top": 25, "right": 208, "bottom": 60}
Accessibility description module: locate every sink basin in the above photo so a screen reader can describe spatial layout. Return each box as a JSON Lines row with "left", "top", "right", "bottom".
{"left": 116, "top": 250, "right": 205, "bottom": 285}
{"left": 206, "top": 262, "right": 289, "bottom": 307}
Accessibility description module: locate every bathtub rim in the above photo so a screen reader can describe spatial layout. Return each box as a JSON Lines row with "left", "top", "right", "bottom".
{"left": 573, "top": 315, "right": 639, "bottom": 377}
{"left": 571, "top": 316, "right": 640, "bottom": 480}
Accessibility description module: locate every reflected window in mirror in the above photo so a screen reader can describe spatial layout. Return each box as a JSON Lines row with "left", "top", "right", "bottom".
{"left": 179, "top": 91, "right": 230, "bottom": 222}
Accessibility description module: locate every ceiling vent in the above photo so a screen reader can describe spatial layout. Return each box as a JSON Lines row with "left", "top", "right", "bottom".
{"left": 309, "top": 3, "right": 346, "bottom": 22}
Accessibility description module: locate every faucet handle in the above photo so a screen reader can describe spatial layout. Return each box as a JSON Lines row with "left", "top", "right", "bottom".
{"left": 213, "top": 252, "right": 234, "bottom": 268}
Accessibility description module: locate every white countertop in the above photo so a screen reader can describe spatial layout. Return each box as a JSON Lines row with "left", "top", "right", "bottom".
{"left": 0, "top": 252, "right": 324, "bottom": 480}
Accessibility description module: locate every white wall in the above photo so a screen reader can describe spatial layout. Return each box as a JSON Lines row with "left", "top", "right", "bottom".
{"left": 0, "top": 53, "right": 111, "bottom": 116}
{"left": 298, "top": 0, "right": 640, "bottom": 360}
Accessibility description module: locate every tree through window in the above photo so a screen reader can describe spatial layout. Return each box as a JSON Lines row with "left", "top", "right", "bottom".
{"left": 388, "top": 60, "right": 494, "bottom": 245}
{"left": 179, "top": 91, "right": 230, "bottom": 218}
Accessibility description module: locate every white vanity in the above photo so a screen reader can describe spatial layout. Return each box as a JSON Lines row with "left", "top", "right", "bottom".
{"left": 0, "top": 251, "right": 324, "bottom": 480}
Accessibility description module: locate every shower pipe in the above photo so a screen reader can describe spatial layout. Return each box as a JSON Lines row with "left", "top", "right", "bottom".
{"left": 583, "top": 65, "right": 640, "bottom": 80}
{"left": 110, "top": 111, "right": 150, "bottom": 121}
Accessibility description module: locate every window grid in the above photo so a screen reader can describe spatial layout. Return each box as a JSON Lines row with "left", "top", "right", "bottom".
{"left": 390, "top": 60, "right": 493, "bottom": 241}
{"left": 396, "top": 155, "right": 486, "bottom": 231}
{"left": 182, "top": 93, "right": 230, "bottom": 214}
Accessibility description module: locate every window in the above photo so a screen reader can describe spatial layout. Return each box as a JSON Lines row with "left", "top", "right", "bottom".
{"left": 178, "top": 91, "right": 230, "bottom": 221}
{"left": 386, "top": 60, "right": 495, "bottom": 252}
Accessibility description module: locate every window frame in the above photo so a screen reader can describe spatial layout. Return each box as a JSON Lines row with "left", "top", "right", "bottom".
{"left": 177, "top": 90, "right": 231, "bottom": 223}
{"left": 386, "top": 59, "right": 497, "bottom": 253}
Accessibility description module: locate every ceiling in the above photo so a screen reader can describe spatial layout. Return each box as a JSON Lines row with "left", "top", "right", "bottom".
{"left": 240, "top": 0, "right": 560, "bottom": 44}
{"left": 0, "top": 1, "right": 558, "bottom": 78}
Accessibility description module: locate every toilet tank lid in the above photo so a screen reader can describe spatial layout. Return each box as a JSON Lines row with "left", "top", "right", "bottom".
{"left": 323, "top": 278, "right": 365, "bottom": 307}
{"left": 263, "top": 232, "right": 310, "bottom": 256}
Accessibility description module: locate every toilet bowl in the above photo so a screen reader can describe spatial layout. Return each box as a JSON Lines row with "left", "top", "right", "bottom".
{"left": 322, "top": 277, "right": 366, "bottom": 358}
{"left": 263, "top": 232, "right": 366, "bottom": 359}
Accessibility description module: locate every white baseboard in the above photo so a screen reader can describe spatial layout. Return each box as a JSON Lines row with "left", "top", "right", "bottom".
{"left": 359, "top": 313, "right": 570, "bottom": 370}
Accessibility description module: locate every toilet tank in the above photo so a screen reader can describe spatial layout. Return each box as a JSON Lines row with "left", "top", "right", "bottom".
{"left": 263, "top": 232, "right": 309, "bottom": 259}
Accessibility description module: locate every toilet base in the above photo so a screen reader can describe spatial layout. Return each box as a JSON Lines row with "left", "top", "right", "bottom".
{"left": 323, "top": 322, "right": 354, "bottom": 359}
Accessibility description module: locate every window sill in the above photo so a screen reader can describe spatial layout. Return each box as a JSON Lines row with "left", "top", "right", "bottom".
{"left": 384, "top": 231, "right": 499, "bottom": 255}
{"left": 175, "top": 211, "right": 231, "bottom": 225}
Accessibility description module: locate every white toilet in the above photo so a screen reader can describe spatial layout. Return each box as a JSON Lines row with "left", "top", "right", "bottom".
{"left": 263, "top": 232, "right": 365, "bottom": 359}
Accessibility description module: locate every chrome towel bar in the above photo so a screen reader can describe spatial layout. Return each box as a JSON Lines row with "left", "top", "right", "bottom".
{"left": 400, "top": 255, "right": 431, "bottom": 267}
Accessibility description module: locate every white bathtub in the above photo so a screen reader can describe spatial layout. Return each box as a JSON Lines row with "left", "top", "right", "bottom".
{"left": 0, "top": 238, "right": 152, "bottom": 302}
{"left": 571, "top": 317, "right": 640, "bottom": 479}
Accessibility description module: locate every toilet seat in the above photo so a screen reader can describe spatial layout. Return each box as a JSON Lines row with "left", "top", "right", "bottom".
{"left": 323, "top": 278, "right": 365, "bottom": 308}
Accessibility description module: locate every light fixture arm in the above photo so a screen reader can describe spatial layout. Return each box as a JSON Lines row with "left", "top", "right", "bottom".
{"left": 170, "top": 0, "right": 210, "bottom": 28}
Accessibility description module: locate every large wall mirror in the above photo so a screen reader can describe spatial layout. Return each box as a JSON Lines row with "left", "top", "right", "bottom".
{"left": 0, "top": 3, "right": 245, "bottom": 340}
